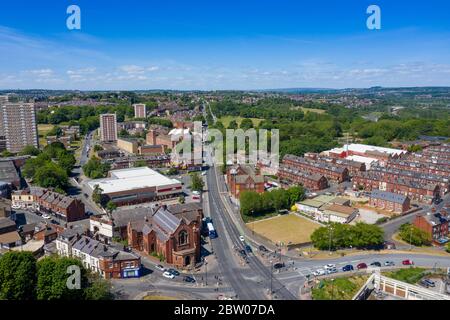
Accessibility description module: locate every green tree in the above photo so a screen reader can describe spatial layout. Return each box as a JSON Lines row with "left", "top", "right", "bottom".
{"left": 190, "top": 172, "right": 204, "bottom": 192}
{"left": 93, "top": 144, "right": 103, "bottom": 152}
{"left": 84, "top": 275, "right": 114, "bottom": 300}
{"left": 240, "top": 191, "right": 262, "bottom": 216}
{"left": 34, "top": 162, "right": 69, "bottom": 190}
{"left": 92, "top": 184, "right": 103, "bottom": 204}
{"left": 105, "top": 201, "right": 117, "bottom": 217}
{"left": 228, "top": 120, "right": 238, "bottom": 130}
{"left": 287, "top": 185, "right": 306, "bottom": 205}
{"left": 0, "top": 251, "right": 37, "bottom": 300}
{"left": 19, "top": 145, "right": 41, "bottom": 156}
{"left": 240, "top": 118, "right": 254, "bottom": 130}
{"left": 0, "top": 150, "right": 14, "bottom": 158}
{"left": 399, "top": 223, "right": 431, "bottom": 246}
{"left": 134, "top": 160, "right": 148, "bottom": 168}
{"left": 83, "top": 157, "right": 110, "bottom": 179}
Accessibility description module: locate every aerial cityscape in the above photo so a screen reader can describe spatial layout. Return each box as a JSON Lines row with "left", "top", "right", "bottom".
{"left": 0, "top": 0, "right": 450, "bottom": 313}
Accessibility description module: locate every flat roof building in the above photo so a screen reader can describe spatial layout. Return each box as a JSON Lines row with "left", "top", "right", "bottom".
{"left": 87, "top": 167, "right": 182, "bottom": 206}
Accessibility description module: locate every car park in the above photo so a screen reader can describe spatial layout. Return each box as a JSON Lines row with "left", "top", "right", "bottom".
{"left": 342, "top": 265, "right": 354, "bottom": 272}
{"left": 370, "top": 262, "right": 382, "bottom": 267}
{"left": 183, "top": 276, "right": 196, "bottom": 283}
{"left": 357, "top": 263, "right": 368, "bottom": 270}
{"left": 155, "top": 264, "right": 166, "bottom": 272}
{"left": 402, "top": 259, "right": 414, "bottom": 266}
{"left": 313, "top": 269, "right": 326, "bottom": 276}
{"left": 163, "top": 271, "right": 175, "bottom": 279}
{"left": 168, "top": 268, "right": 180, "bottom": 276}
{"left": 384, "top": 261, "right": 395, "bottom": 267}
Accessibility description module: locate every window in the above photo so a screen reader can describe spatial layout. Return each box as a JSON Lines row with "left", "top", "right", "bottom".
{"left": 178, "top": 230, "right": 189, "bottom": 246}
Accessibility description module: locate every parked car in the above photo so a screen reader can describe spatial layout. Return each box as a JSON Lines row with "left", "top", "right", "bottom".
{"left": 420, "top": 279, "right": 436, "bottom": 288}
{"left": 324, "top": 264, "right": 336, "bottom": 270}
{"left": 258, "top": 245, "right": 268, "bottom": 252}
{"left": 273, "top": 262, "right": 285, "bottom": 269}
{"left": 245, "top": 245, "right": 252, "bottom": 253}
{"left": 357, "top": 263, "right": 368, "bottom": 270}
{"left": 163, "top": 271, "right": 175, "bottom": 279}
{"left": 239, "top": 249, "right": 247, "bottom": 257}
{"left": 42, "top": 214, "right": 51, "bottom": 220}
{"left": 183, "top": 276, "right": 196, "bottom": 283}
{"left": 342, "top": 265, "right": 354, "bottom": 272}
{"left": 370, "top": 262, "right": 382, "bottom": 267}
{"left": 192, "top": 191, "right": 201, "bottom": 196}
{"left": 313, "top": 269, "right": 326, "bottom": 276}
{"left": 155, "top": 264, "right": 165, "bottom": 272}
{"left": 384, "top": 261, "right": 395, "bottom": 267}
{"left": 326, "top": 267, "right": 338, "bottom": 274}
{"left": 168, "top": 268, "right": 180, "bottom": 276}
{"left": 402, "top": 259, "right": 414, "bottom": 266}
{"left": 239, "top": 235, "right": 245, "bottom": 242}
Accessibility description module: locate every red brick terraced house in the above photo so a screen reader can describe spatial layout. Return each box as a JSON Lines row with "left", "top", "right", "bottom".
{"left": 278, "top": 165, "right": 329, "bottom": 191}
{"left": 37, "top": 190, "right": 86, "bottom": 222}
{"left": 127, "top": 203, "right": 202, "bottom": 268}
{"left": 369, "top": 190, "right": 411, "bottom": 214}
{"left": 282, "top": 154, "right": 349, "bottom": 183}
{"left": 353, "top": 172, "right": 440, "bottom": 204}
{"left": 413, "top": 212, "right": 449, "bottom": 245}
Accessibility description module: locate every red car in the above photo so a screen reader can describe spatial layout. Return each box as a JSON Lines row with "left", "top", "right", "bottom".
{"left": 357, "top": 263, "right": 367, "bottom": 270}
{"left": 402, "top": 259, "right": 414, "bottom": 266}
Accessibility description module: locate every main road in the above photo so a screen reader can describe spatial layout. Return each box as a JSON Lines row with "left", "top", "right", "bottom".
{"left": 206, "top": 164, "right": 297, "bottom": 300}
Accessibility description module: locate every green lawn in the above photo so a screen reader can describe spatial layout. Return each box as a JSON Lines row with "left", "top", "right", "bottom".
{"left": 385, "top": 268, "right": 427, "bottom": 284}
{"left": 219, "top": 116, "right": 263, "bottom": 128}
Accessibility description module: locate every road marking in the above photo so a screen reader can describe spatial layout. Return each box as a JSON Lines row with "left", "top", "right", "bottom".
{"left": 350, "top": 260, "right": 360, "bottom": 263}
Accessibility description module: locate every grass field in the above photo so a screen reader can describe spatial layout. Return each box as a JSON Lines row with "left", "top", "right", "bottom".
{"left": 219, "top": 116, "right": 263, "bottom": 128}
{"left": 246, "top": 214, "right": 321, "bottom": 245}
{"left": 290, "top": 106, "right": 326, "bottom": 114}
{"left": 38, "top": 124, "right": 55, "bottom": 147}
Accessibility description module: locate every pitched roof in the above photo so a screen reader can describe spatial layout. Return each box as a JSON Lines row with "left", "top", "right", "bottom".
{"left": 370, "top": 190, "right": 408, "bottom": 204}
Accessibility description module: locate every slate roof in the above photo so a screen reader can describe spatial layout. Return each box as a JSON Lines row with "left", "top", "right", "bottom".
{"left": 370, "top": 190, "right": 408, "bottom": 204}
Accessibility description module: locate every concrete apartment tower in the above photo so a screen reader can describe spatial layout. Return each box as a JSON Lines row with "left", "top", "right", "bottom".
{"left": 133, "top": 103, "right": 146, "bottom": 118}
{"left": 99, "top": 113, "right": 118, "bottom": 142}
{"left": 0, "top": 102, "right": 39, "bottom": 153}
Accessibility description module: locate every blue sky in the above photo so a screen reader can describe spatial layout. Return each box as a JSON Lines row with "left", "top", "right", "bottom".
{"left": 1, "top": 0, "right": 450, "bottom": 90}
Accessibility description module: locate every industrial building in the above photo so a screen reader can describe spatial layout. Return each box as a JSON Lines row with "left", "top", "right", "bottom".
{"left": 87, "top": 167, "right": 182, "bottom": 206}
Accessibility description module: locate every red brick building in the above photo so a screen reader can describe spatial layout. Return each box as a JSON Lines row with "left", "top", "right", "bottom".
{"left": 413, "top": 212, "right": 449, "bottom": 244}
{"left": 226, "top": 165, "right": 265, "bottom": 198}
{"left": 127, "top": 203, "right": 202, "bottom": 268}
{"left": 369, "top": 190, "right": 411, "bottom": 214}
{"left": 37, "top": 190, "right": 86, "bottom": 222}
{"left": 282, "top": 154, "right": 349, "bottom": 183}
{"left": 353, "top": 172, "right": 440, "bottom": 204}
{"left": 278, "top": 165, "right": 328, "bottom": 191}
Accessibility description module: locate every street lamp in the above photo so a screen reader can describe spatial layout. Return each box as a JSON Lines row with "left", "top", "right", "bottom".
{"left": 409, "top": 224, "right": 413, "bottom": 251}
{"left": 328, "top": 224, "right": 333, "bottom": 255}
